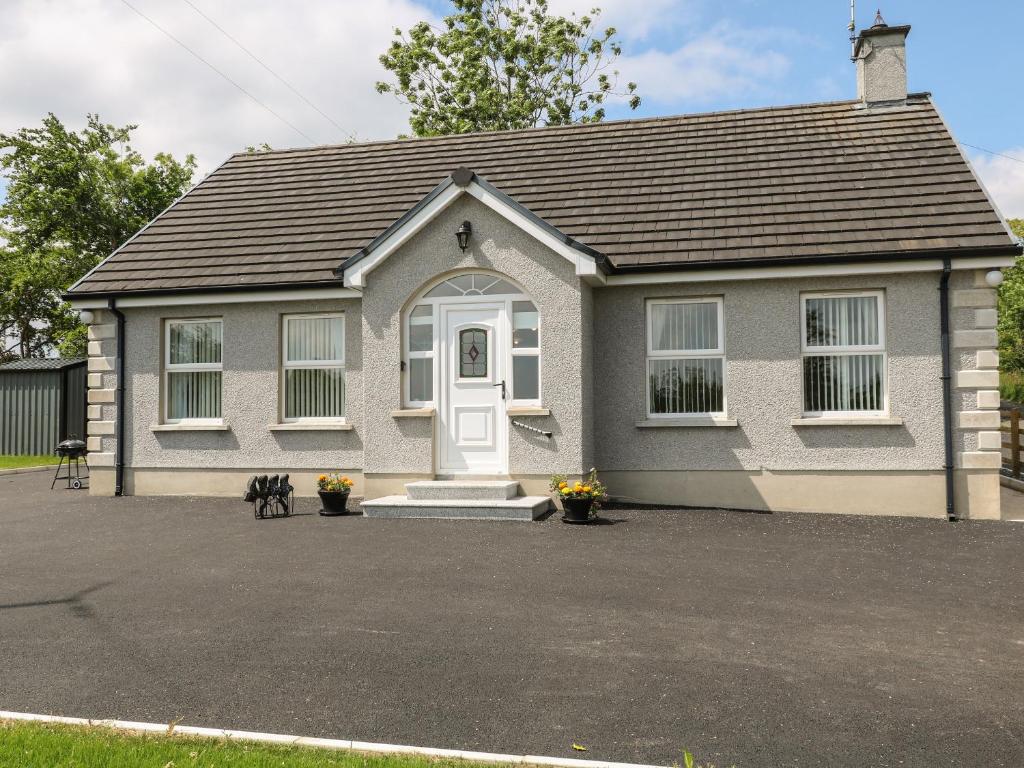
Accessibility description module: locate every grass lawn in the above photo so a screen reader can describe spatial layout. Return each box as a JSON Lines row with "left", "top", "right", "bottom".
{"left": 0, "top": 721, "right": 512, "bottom": 768}
{"left": 0, "top": 454, "right": 60, "bottom": 469}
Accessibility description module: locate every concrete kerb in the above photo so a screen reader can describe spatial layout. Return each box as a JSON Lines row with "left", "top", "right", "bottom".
{"left": 0, "top": 711, "right": 671, "bottom": 768}
{"left": 0, "top": 465, "right": 55, "bottom": 477}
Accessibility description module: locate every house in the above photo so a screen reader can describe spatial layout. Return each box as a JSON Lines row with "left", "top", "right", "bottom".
{"left": 66, "top": 19, "right": 1021, "bottom": 519}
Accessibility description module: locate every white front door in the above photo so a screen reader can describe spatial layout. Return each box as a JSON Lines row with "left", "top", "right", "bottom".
{"left": 439, "top": 303, "right": 507, "bottom": 474}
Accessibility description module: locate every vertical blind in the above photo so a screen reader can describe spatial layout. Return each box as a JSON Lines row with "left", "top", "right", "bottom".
{"left": 803, "top": 295, "right": 884, "bottom": 413}
{"left": 284, "top": 315, "right": 345, "bottom": 420}
{"left": 648, "top": 301, "right": 724, "bottom": 415}
{"left": 167, "top": 321, "right": 222, "bottom": 421}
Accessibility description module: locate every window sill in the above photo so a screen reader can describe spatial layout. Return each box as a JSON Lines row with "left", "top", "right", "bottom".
{"left": 391, "top": 407, "right": 436, "bottom": 418}
{"left": 790, "top": 416, "right": 904, "bottom": 427}
{"left": 636, "top": 416, "right": 738, "bottom": 428}
{"left": 151, "top": 422, "right": 230, "bottom": 432}
{"left": 268, "top": 422, "right": 352, "bottom": 431}
{"left": 507, "top": 406, "right": 550, "bottom": 417}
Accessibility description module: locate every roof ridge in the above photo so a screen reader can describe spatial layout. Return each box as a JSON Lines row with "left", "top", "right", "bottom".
{"left": 229, "top": 97, "right": 887, "bottom": 160}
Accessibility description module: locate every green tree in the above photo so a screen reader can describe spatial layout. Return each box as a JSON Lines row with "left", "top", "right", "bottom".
{"left": 997, "top": 218, "right": 1024, "bottom": 373}
{"left": 376, "top": 0, "right": 640, "bottom": 137}
{"left": 0, "top": 114, "right": 195, "bottom": 359}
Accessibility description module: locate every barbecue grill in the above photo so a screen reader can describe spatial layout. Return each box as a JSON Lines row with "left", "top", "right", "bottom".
{"left": 51, "top": 438, "right": 89, "bottom": 490}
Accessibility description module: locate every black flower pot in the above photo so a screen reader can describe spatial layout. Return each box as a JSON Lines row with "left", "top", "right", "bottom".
{"left": 561, "top": 496, "right": 594, "bottom": 524}
{"left": 318, "top": 490, "right": 351, "bottom": 516}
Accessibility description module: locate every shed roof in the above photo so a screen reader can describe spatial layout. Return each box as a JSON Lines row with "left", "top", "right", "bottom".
{"left": 0, "top": 357, "right": 87, "bottom": 372}
{"left": 67, "top": 94, "right": 1020, "bottom": 296}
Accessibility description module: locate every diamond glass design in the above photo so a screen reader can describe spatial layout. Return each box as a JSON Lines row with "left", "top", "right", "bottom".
{"left": 460, "top": 328, "right": 487, "bottom": 377}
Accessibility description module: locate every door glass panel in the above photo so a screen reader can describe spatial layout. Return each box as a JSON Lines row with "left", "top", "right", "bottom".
{"left": 459, "top": 328, "right": 488, "bottom": 378}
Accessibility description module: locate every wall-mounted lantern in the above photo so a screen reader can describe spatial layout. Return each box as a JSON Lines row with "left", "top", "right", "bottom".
{"left": 455, "top": 221, "right": 472, "bottom": 252}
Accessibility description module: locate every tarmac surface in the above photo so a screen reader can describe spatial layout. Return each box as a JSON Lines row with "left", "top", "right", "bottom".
{"left": 2, "top": 470, "right": 1023, "bottom": 767}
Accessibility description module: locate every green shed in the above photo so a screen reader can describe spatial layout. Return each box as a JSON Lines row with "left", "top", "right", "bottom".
{"left": 0, "top": 358, "right": 88, "bottom": 455}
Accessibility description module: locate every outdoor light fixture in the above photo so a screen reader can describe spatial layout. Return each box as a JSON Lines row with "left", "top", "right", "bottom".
{"left": 985, "top": 269, "right": 1004, "bottom": 288}
{"left": 78, "top": 310, "right": 95, "bottom": 325}
{"left": 456, "top": 220, "right": 472, "bottom": 252}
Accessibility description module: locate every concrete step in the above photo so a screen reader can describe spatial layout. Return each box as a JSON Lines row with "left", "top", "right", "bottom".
{"left": 405, "top": 480, "right": 520, "bottom": 501}
{"left": 360, "top": 495, "right": 551, "bottom": 521}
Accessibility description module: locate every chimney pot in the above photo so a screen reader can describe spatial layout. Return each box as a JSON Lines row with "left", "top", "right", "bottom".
{"left": 854, "top": 20, "right": 910, "bottom": 106}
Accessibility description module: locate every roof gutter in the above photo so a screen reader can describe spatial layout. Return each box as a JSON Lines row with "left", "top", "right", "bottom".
{"left": 605, "top": 243, "right": 1023, "bottom": 275}
{"left": 939, "top": 259, "right": 956, "bottom": 521}
{"left": 106, "top": 299, "right": 126, "bottom": 497}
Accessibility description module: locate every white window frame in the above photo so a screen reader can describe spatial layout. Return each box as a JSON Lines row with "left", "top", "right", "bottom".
{"left": 280, "top": 312, "right": 346, "bottom": 423}
{"left": 645, "top": 297, "right": 727, "bottom": 418}
{"left": 163, "top": 317, "right": 224, "bottom": 425}
{"left": 406, "top": 304, "right": 437, "bottom": 408}
{"left": 799, "top": 290, "right": 887, "bottom": 417}
{"left": 403, "top": 272, "right": 541, "bottom": 408}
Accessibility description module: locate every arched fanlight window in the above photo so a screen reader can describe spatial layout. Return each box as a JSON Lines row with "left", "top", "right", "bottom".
{"left": 406, "top": 273, "right": 540, "bottom": 407}
{"left": 424, "top": 274, "right": 519, "bottom": 298}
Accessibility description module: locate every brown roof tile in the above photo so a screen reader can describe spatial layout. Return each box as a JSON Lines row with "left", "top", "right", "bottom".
{"left": 69, "top": 96, "right": 1019, "bottom": 295}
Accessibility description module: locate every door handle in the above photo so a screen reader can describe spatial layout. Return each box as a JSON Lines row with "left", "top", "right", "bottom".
{"left": 493, "top": 380, "right": 507, "bottom": 400}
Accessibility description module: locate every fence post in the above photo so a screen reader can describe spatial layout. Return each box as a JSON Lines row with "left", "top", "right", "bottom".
{"left": 1012, "top": 409, "right": 1021, "bottom": 479}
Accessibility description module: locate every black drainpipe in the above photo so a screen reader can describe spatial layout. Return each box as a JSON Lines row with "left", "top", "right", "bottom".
{"left": 939, "top": 259, "right": 956, "bottom": 521}
{"left": 107, "top": 299, "right": 126, "bottom": 496}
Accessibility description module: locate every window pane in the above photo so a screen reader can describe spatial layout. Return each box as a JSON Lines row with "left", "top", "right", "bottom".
{"left": 805, "top": 296, "right": 879, "bottom": 348}
{"left": 169, "top": 322, "right": 222, "bottom": 365}
{"left": 513, "top": 301, "right": 539, "bottom": 348}
{"left": 285, "top": 368, "right": 346, "bottom": 419}
{"left": 286, "top": 316, "right": 343, "bottom": 362}
{"left": 478, "top": 277, "right": 518, "bottom": 295}
{"left": 648, "top": 358, "right": 723, "bottom": 414}
{"left": 409, "top": 358, "right": 432, "bottom": 402}
{"left": 168, "top": 371, "right": 222, "bottom": 419}
{"left": 803, "top": 354, "right": 883, "bottom": 412}
{"left": 650, "top": 302, "right": 718, "bottom": 352}
{"left": 459, "top": 328, "right": 487, "bottom": 377}
{"left": 424, "top": 281, "right": 461, "bottom": 298}
{"left": 409, "top": 306, "right": 433, "bottom": 352}
{"left": 512, "top": 355, "right": 539, "bottom": 400}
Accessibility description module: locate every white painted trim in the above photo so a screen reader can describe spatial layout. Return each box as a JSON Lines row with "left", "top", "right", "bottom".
{"left": 67, "top": 257, "right": 1018, "bottom": 311}
{"left": 68, "top": 286, "right": 361, "bottom": 310}
{"left": 341, "top": 179, "right": 600, "bottom": 289}
{"left": 604, "top": 257, "right": 1018, "bottom": 286}
{"left": 0, "top": 710, "right": 670, "bottom": 768}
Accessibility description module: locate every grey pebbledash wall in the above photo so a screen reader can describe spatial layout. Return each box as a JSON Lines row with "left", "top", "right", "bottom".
{"left": 360, "top": 194, "right": 591, "bottom": 479}
{"left": 123, "top": 298, "right": 364, "bottom": 473}
{"left": 593, "top": 272, "right": 946, "bottom": 472}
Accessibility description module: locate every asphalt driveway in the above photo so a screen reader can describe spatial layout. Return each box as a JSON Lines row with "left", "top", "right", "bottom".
{"left": 2, "top": 470, "right": 1023, "bottom": 767}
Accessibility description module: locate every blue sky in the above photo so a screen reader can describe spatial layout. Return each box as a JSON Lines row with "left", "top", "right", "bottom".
{"left": 1, "top": 0, "right": 1021, "bottom": 216}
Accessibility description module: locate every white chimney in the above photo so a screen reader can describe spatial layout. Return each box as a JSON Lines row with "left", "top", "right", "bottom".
{"left": 853, "top": 11, "right": 911, "bottom": 106}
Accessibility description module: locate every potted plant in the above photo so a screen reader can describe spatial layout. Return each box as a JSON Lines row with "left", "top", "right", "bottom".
{"left": 549, "top": 469, "right": 607, "bottom": 524}
{"left": 317, "top": 473, "right": 353, "bottom": 516}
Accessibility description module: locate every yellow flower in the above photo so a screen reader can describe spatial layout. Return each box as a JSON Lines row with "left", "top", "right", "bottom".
{"left": 559, "top": 482, "right": 568, "bottom": 489}
{"left": 318, "top": 474, "right": 327, "bottom": 481}
{"left": 583, "top": 485, "right": 592, "bottom": 493}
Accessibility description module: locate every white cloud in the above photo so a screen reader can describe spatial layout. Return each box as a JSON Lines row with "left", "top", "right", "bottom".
{"left": 617, "top": 22, "right": 791, "bottom": 105}
{"left": 969, "top": 148, "right": 1024, "bottom": 222}
{"left": 547, "top": 0, "right": 697, "bottom": 42}
{"left": 0, "top": 0, "right": 432, "bottom": 178}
